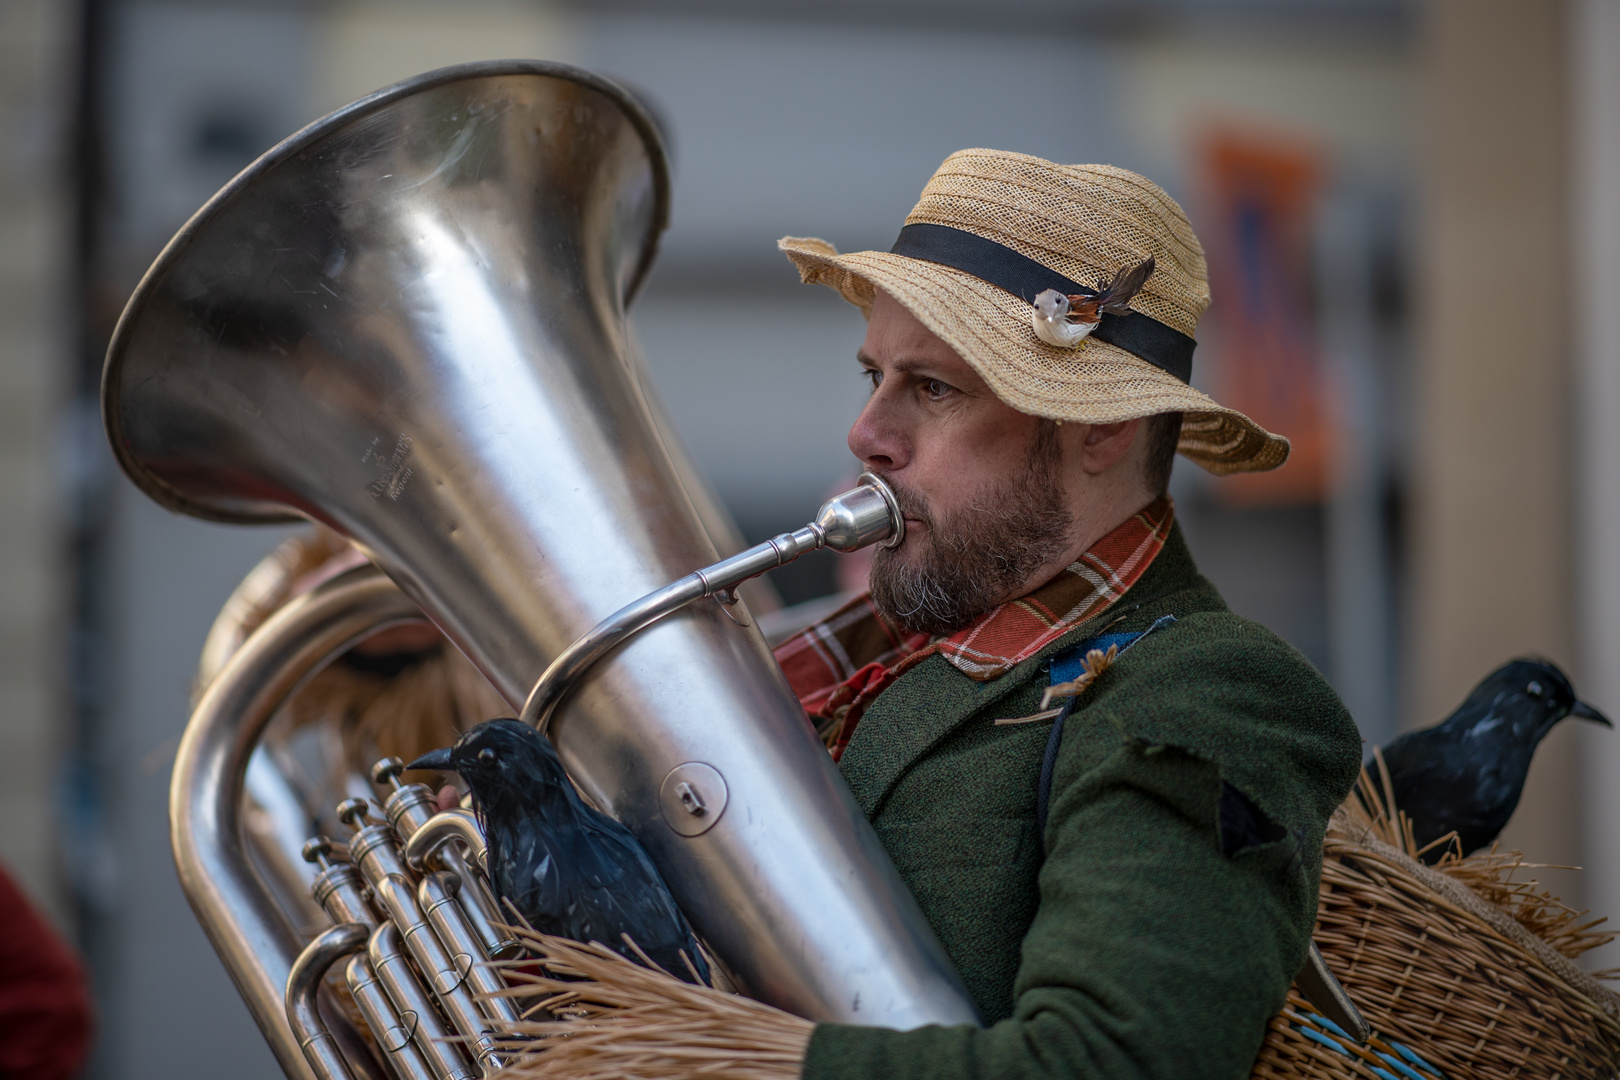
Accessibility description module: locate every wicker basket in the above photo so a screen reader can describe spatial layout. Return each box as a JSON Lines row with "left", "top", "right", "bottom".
{"left": 1253, "top": 771, "right": 1620, "bottom": 1080}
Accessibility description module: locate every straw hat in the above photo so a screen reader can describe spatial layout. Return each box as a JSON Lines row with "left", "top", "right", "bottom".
{"left": 778, "top": 149, "right": 1289, "bottom": 475}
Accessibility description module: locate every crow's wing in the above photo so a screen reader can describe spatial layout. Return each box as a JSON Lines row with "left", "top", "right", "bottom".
{"left": 487, "top": 817, "right": 569, "bottom": 928}
{"left": 553, "top": 815, "right": 709, "bottom": 981}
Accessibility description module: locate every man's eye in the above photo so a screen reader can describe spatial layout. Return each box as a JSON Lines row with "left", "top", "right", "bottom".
{"left": 924, "top": 379, "right": 952, "bottom": 398}
{"left": 862, "top": 369, "right": 882, "bottom": 390}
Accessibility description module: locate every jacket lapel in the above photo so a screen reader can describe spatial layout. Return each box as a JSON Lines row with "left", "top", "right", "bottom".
{"left": 836, "top": 651, "right": 1041, "bottom": 818}
{"left": 836, "top": 521, "right": 1216, "bottom": 819}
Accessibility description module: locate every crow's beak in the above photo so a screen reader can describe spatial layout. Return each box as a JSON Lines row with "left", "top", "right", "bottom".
{"left": 407, "top": 747, "right": 454, "bottom": 771}
{"left": 1571, "top": 700, "right": 1613, "bottom": 727}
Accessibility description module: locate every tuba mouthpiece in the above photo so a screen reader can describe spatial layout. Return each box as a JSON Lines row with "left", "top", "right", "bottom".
{"left": 814, "top": 472, "right": 905, "bottom": 553}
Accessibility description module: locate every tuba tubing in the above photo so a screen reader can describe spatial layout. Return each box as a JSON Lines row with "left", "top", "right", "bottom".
{"left": 520, "top": 473, "right": 903, "bottom": 733}
{"left": 369, "top": 922, "right": 478, "bottom": 1080}
{"left": 376, "top": 765, "right": 523, "bottom": 961}
{"left": 304, "top": 801, "right": 516, "bottom": 1080}
{"left": 285, "top": 924, "right": 371, "bottom": 1080}
{"left": 340, "top": 804, "right": 504, "bottom": 1071}
{"left": 173, "top": 566, "right": 415, "bottom": 1080}
{"left": 417, "top": 872, "right": 521, "bottom": 1027}
{"left": 344, "top": 954, "right": 438, "bottom": 1080}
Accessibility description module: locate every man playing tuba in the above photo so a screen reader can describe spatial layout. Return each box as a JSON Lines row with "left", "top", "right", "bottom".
{"left": 768, "top": 149, "right": 1363, "bottom": 1078}
{"left": 106, "top": 59, "right": 1620, "bottom": 1077}
{"left": 211, "top": 147, "right": 1363, "bottom": 1080}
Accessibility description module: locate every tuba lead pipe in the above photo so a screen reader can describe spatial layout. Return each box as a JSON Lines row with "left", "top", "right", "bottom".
{"left": 521, "top": 473, "right": 904, "bottom": 734}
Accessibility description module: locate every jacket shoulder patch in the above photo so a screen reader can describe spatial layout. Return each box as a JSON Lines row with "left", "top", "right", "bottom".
{"left": 1218, "top": 780, "right": 1287, "bottom": 856}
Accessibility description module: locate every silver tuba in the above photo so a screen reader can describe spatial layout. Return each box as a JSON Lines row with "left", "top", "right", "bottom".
{"left": 104, "top": 61, "right": 978, "bottom": 1080}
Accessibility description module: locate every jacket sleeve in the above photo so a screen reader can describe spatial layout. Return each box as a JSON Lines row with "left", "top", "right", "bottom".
{"left": 802, "top": 615, "right": 1361, "bottom": 1080}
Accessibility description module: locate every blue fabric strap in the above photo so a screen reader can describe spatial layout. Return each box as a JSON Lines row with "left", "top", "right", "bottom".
{"left": 1046, "top": 630, "right": 1147, "bottom": 686}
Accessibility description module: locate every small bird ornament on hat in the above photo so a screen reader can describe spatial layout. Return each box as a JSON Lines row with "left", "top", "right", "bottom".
{"left": 1030, "top": 256, "right": 1157, "bottom": 349}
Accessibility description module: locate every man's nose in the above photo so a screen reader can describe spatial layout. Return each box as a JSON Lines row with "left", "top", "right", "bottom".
{"left": 848, "top": 393, "right": 909, "bottom": 472}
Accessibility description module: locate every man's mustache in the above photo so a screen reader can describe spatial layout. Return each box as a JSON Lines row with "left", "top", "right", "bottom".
{"left": 870, "top": 472, "right": 932, "bottom": 530}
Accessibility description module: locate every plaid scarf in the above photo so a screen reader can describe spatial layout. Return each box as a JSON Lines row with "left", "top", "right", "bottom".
{"left": 773, "top": 496, "right": 1174, "bottom": 759}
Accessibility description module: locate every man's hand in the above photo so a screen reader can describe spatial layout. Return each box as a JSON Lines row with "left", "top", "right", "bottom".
{"left": 433, "top": 784, "right": 461, "bottom": 813}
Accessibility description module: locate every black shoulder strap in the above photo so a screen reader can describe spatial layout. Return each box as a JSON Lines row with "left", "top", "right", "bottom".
{"left": 1034, "top": 615, "right": 1177, "bottom": 838}
{"left": 1034, "top": 697, "right": 1078, "bottom": 839}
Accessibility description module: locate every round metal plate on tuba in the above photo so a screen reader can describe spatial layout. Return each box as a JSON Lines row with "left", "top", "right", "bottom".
{"left": 659, "top": 762, "right": 728, "bottom": 837}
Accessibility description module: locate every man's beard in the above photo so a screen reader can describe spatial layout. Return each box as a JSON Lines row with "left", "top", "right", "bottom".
{"left": 868, "top": 422, "right": 1075, "bottom": 637}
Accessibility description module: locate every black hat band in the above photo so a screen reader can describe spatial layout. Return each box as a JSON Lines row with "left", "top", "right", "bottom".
{"left": 889, "top": 223, "right": 1196, "bottom": 384}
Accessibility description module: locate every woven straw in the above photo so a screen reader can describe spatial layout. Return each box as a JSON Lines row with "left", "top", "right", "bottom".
{"left": 1254, "top": 770, "right": 1620, "bottom": 1080}
{"left": 779, "top": 149, "right": 1290, "bottom": 475}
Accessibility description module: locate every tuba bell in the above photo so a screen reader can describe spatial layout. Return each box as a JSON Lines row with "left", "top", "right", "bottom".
{"left": 104, "top": 60, "right": 978, "bottom": 1080}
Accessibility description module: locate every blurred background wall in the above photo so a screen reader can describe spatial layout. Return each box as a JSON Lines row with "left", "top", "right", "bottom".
{"left": 0, "top": 0, "right": 73, "bottom": 930}
{"left": 2, "top": 0, "right": 1618, "bottom": 1075}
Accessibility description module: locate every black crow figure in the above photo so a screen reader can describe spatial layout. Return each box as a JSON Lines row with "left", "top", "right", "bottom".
{"left": 1377, "top": 659, "right": 1609, "bottom": 862}
{"left": 410, "top": 719, "right": 710, "bottom": 985}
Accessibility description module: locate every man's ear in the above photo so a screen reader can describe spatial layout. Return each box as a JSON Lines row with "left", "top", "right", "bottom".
{"left": 1076, "top": 419, "right": 1141, "bottom": 476}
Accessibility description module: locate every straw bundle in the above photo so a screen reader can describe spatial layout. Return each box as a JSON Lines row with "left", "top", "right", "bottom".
{"left": 488, "top": 765, "right": 1620, "bottom": 1080}
{"left": 489, "top": 930, "right": 810, "bottom": 1080}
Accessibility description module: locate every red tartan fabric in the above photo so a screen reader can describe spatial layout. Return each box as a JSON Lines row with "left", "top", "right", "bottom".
{"left": 774, "top": 497, "right": 1173, "bottom": 759}
{"left": 774, "top": 601, "right": 926, "bottom": 719}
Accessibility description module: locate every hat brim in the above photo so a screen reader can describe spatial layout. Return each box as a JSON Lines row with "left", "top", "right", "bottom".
{"left": 779, "top": 236, "right": 1289, "bottom": 476}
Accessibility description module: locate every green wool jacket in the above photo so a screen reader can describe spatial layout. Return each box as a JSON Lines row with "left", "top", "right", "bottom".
{"left": 802, "top": 522, "right": 1363, "bottom": 1080}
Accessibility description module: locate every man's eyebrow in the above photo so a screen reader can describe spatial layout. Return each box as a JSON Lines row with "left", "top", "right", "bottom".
{"left": 854, "top": 353, "right": 945, "bottom": 377}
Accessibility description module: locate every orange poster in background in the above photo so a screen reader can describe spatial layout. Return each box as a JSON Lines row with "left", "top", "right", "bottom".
{"left": 1198, "top": 132, "right": 1329, "bottom": 504}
